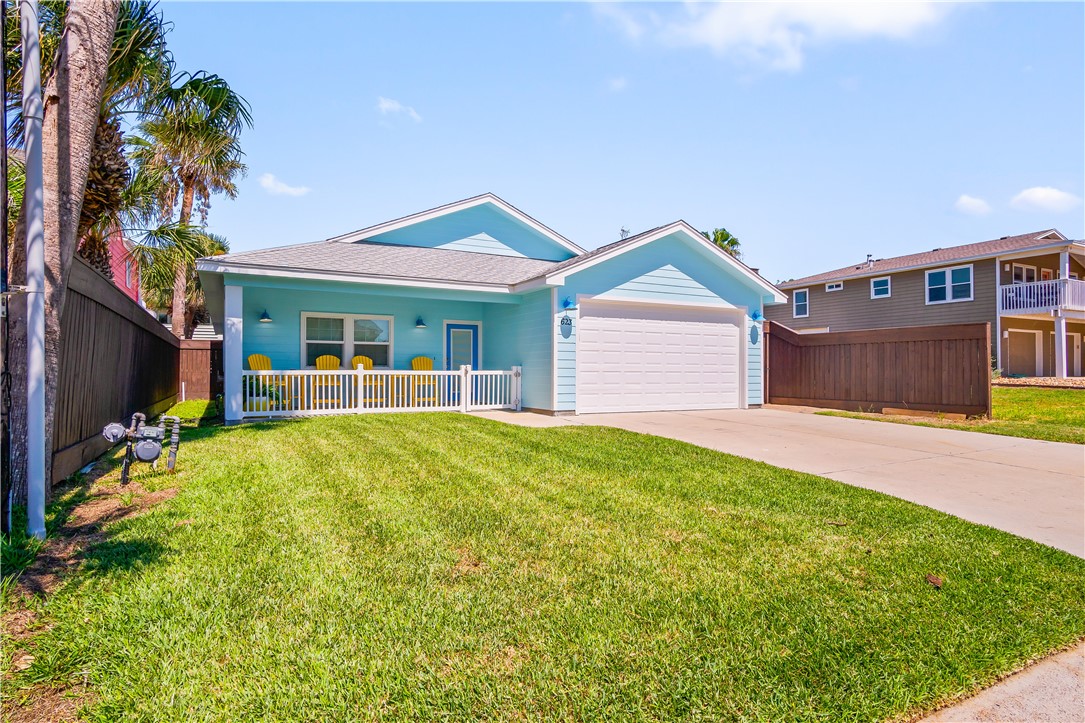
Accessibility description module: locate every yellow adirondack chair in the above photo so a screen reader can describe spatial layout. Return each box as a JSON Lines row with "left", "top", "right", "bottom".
{"left": 313, "top": 355, "right": 342, "bottom": 403}
{"left": 409, "top": 356, "right": 436, "bottom": 406}
{"left": 247, "top": 353, "right": 272, "bottom": 370}
{"left": 352, "top": 355, "right": 383, "bottom": 402}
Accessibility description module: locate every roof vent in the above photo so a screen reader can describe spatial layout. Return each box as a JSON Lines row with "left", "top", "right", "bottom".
{"left": 866, "top": 253, "right": 874, "bottom": 269}
{"left": 931, "top": 248, "right": 941, "bottom": 252}
{"left": 999, "top": 236, "right": 1009, "bottom": 240}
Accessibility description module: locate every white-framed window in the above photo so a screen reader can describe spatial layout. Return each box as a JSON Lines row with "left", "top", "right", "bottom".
{"left": 1071, "top": 272, "right": 1080, "bottom": 280}
{"left": 1040, "top": 269, "right": 1054, "bottom": 281}
{"left": 300, "top": 313, "right": 393, "bottom": 368}
{"left": 926, "top": 264, "right": 973, "bottom": 305}
{"left": 1012, "top": 263, "right": 1036, "bottom": 284}
{"left": 825, "top": 281, "right": 843, "bottom": 292}
{"left": 792, "top": 288, "right": 809, "bottom": 318}
{"left": 124, "top": 260, "right": 133, "bottom": 287}
{"left": 870, "top": 276, "right": 891, "bottom": 299}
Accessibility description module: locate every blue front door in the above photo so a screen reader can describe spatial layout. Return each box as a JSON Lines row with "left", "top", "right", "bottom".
{"left": 445, "top": 323, "right": 479, "bottom": 370}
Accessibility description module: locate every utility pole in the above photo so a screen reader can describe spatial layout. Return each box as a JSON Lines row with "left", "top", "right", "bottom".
{"left": 21, "top": 0, "right": 46, "bottom": 540}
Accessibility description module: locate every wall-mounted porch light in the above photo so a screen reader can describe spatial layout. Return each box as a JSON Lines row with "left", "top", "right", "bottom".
{"left": 415, "top": 316, "right": 427, "bottom": 329}
{"left": 258, "top": 309, "right": 273, "bottom": 323}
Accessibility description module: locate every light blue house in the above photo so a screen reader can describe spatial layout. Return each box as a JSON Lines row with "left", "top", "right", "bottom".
{"left": 198, "top": 194, "right": 786, "bottom": 421}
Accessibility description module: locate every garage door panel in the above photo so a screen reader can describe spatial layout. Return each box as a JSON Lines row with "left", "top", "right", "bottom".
{"left": 577, "top": 302, "right": 742, "bottom": 413}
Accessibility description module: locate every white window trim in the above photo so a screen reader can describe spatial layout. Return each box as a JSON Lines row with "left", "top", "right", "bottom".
{"left": 1040, "top": 268, "right": 1054, "bottom": 281}
{"left": 792, "top": 288, "right": 809, "bottom": 319}
{"left": 299, "top": 312, "right": 394, "bottom": 369}
{"left": 925, "top": 264, "right": 974, "bottom": 305}
{"left": 825, "top": 282, "right": 843, "bottom": 292}
{"left": 1012, "top": 263, "right": 1037, "bottom": 285}
{"left": 870, "top": 276, "right": 891, "bottom": 299}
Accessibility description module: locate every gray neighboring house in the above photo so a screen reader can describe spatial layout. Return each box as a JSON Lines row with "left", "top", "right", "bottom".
{"left": 763, "top": 230, "right": 1085, "bottom": 378}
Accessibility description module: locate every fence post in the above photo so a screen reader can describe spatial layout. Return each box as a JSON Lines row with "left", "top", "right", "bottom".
{"left": 355, "top": 368, "right": 364, "bottom": 412}
{"left": 460, "top": 365, "right": 471, "bottom": 413}
{"left": 511, "top": 366, "right": 522, "bottom": 411}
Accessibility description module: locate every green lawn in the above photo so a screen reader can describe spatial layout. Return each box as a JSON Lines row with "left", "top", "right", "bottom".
{"left": 818, "top": 387, "right": 1085, "bottom": 444}
{"left": 4, "top": 414, "right": 1084, "bottom": 721}
{"left": 164, "top": 398, "right": 221, "bottom": 422}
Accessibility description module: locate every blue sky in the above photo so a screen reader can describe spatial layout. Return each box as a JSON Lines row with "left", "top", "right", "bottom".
{"left": 162, "top": 1, "right": 1084, "bottom": 283}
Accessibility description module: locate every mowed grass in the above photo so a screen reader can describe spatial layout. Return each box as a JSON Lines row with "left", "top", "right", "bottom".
{"left": 819, "top": 387, "right": 1085, "bottom": 444}
{"left": 5, "top": 414, "right": 1085, "bottom": 721}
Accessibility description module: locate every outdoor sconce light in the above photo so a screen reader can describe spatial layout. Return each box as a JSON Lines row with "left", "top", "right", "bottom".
{"left": 1003, "top": 330, "right": 1009, "bottom": 339}
{"left": 561, "top": 297, "right": 574, "bottom": 309}
{"left": 415, "top": 316, "right": 427, "bottom": 329}
{"left": 751, "top": 310, "right": 763, "bottom": 321}
{"left": 258, "top": 309, "right": 273, "bottom": 323}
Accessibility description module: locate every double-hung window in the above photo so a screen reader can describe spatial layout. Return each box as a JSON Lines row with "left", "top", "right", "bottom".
{"left": 793, "top": 289, "right": 809, "bottom": 318}
{"left": 870, "top": 277, "right": 891, "bottom": 299}
{"left": 301, "top": 313, "right": 393, "bottom": 367}
{"left": 925, "top": 264, "right": 973, "bottom": 304}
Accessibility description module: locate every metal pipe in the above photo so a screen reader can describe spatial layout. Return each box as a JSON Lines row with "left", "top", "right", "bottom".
{"left": 21, "top": 0, "right": 45, "bottom": 540}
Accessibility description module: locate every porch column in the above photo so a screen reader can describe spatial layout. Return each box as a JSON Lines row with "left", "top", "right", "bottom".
{"left": 1060, "top": 249, "right": 1071, "bottom": 278}
{"left": 1054, "top": 314, "right": 1068, "bottom": 379}
{"left": 224, "top": 284, "right": 244, "bottom": 421}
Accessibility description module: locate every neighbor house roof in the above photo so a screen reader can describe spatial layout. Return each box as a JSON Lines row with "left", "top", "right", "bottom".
{"left": 779, "top": 229, "right": 1074, "bottom": 289}
{"left": 204, "top": 240, "right": 559, "bottom": 287}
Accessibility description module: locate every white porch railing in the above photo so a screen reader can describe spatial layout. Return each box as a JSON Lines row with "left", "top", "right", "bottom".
{"left": 240, "top": 365, "right": 521, "bottom": 418}
{"left": 1000, "top": 278, "right": 1085, "bottom": 314}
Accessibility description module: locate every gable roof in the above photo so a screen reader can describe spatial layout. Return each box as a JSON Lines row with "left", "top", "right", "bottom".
{"left": 779, "top": 229, "right": 1073, "bottom": 289}
{"left": 513, "top": 220, "right": 787, "bottom": 302}
{"left": 200, "top": 240, "right": 558, "bottom": 289}
{"left": 325, "top": 193, "right": 585, "bottom": 256}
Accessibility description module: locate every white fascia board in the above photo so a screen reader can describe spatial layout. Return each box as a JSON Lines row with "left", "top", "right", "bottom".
{"left": 195, "top": 260, "right": 514, "bottom": 295}
{"left": 326, "top": 193, "right": 586, "bottom": 256}
{"left": 779, "top": 240, "right": 1084, "bottom": 290}
{"left": 534, "top": 221, "right": 787, "bottom": 303}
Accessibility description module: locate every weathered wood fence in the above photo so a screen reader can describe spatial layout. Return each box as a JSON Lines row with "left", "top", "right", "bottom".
{"left": 764, "top": 321, "right": 992, "bottom": 417}
{"left": 52, "top": 258, "right": 181, "bottom": 481}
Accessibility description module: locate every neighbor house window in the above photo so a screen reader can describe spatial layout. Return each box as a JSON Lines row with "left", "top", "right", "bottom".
{"left": 125, "top": 260, "right": 133, "bottom": 287}
{"left": 870, "top": 277, "right": 891, "bottom": 298}
{"left": 825, "top": 282, "right": 843, "bottom": 292}
{"left": 301, "top": 313, "right": 393, "bottom": 367}
{"left": 793, "top": 289, "right": 809, "bottom": 318}
{"left": 1012, "top": 264, "right": 1036, "bottom": 284}
{"left": 926, "top": 264, "right": 973, "bottom": 304}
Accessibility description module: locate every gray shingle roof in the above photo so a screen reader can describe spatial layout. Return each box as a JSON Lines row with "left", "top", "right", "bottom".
{"left": 780, "top": 230, "right": 1071, "bottom": 288}
{"left": 208, "top": 240, "right": 561, "bottom": 286}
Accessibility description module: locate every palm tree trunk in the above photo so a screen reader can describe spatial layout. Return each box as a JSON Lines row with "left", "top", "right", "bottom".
{"left": 170, "top": 183, "right": 195, "bottom": 337}
{"left": 7, "top": 0, "right": 120, "bottom": 503}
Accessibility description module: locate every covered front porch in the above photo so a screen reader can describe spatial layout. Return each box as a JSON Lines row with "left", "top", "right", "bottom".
{"left": 219, "top": 277, "right": 547, "bottom": 420}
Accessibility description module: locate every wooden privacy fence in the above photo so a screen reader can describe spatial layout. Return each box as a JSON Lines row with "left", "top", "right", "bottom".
{"left": 179, "top": 339, "right": 223, "bottom": 401}
{"left": 53, "top": 258, "right": 181, "bottom": 482}
{"left": 764, "top": 321, "right": 991, "bottom": 417}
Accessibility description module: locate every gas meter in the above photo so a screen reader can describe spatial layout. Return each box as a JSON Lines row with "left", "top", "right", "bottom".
{"left": 102, "top": 413, "right": 181, "bottom": 484}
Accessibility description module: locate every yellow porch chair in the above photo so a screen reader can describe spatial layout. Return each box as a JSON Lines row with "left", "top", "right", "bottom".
{"left": 246, "top": 354, "right": 286, "bottom": 411}
{"left": 247, "top": 353, "right": 272, "bottom": 370}
{"left": 313, "top": 355, "right": 342, "bottom": 404}
{"left": 409, "top": 356, "right": 437, "bottom": 406}
{"left": 352, "top": 355, "right": 384, "bottom": 402}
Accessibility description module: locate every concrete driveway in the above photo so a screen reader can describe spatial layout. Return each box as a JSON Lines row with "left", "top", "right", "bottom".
{"left": 478, "top": 407, "right": 1085, "bottom": 557}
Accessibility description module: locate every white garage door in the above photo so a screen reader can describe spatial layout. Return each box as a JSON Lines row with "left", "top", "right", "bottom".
{"left": 576, "top": 301, "right": 743, "bottom": 413}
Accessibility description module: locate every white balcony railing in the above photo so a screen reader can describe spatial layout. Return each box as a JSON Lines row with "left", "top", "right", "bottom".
{"left": 240, "top": 365, "right": 521, "bottom": 418}
{"left": 999, "top": 278, "right": 1085, "bottom": 314}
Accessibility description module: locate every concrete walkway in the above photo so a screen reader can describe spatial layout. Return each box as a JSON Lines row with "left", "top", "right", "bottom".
{"left": 473, "top": 406, "right": 1085, "bottom": 722}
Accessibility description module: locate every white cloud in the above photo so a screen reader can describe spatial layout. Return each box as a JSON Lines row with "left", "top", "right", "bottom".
{"left": 377, "top": 96, "right": 422, "bottom": 123}
{"left": 258, "top": 173, "right": 310, "bottom": 197}
{"left": 608, "top": 76, "right": 629, "bottom": 92}
{"left": 1010, "top": 186, "right": 1082, "bottom": 213}
{"left": 954, "top": 194, "right": 991, "bottom": 216}
{"left": 596, "top": 2, "right": 953, "bottom": 71}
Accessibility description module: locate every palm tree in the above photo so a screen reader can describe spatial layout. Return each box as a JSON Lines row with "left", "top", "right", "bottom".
{"left": 130, "top": 72, "right": 251, "bottom": 337}
{"left": 702, "top": 227, "right": 742, "bottom": 259}
{"left": 133, "top": 223, "right": 227, "bottom": 333}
